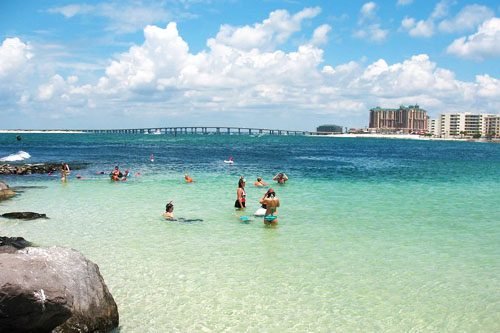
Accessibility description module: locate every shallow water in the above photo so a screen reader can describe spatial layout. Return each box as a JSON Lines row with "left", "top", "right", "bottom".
{"left": 1, "top": 134, "right": 499, "bottom": 332}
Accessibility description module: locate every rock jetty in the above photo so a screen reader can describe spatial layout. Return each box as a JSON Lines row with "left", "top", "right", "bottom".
{"left": 0, "top": 242, "right": 119, "bottom": 332}
{"left": 0, "top": 163, "right": 87, "bottom": 175}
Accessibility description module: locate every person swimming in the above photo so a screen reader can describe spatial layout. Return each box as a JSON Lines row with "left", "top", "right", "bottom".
{"left": 272, "top": 172, "right": 288, "bottom": 184}
{"left": 234, "top": 176, "right": 246, "bottom": 209}
{"left": 110, "top": 166, "right": 123, "bottom": 181}
{"left": 163, "top": 201, "right": 202, "bottom": 223}
{"left": 184, "top": 173, "right": 194, "bottom": 183}
{"left": 259, "top": 188, "right": 280, "bottom": 226}
{"left": 254, "top": 177, "right": 268, "bottom": 187}
{"left": 163, "top": 201, "right": 175, "bottom": 220}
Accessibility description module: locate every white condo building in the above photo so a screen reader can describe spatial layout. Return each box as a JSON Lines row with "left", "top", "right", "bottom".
{"left": 429, "top": 113, "right": 500, "bottom": 138}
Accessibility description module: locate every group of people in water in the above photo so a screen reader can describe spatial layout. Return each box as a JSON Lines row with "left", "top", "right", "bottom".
{"left": 233, "top": 173, "right": 286, "bottom": 225}
{"left": 58, "top": 158, "right": 287, "bottom": 226}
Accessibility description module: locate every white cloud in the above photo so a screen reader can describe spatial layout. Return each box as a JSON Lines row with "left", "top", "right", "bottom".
{"left": 0, "top": 38, "right": 33, "bottom": 77}
{"left": 212, "top": 7, "right": 321, "bottom": 51}
{"left": 47, "top": 2, "right": 170, "bottom": 34}
{"left": 354, "top": 24, "right": 389, "bottom": 42}
{"left": 47, "top": 4, "right": 93, "bottom": 18}
{"left": 447, "top": 17, "right": 500, "bottom": 60}
{"left": 400, "top": 0, "right": 453, "bottom": 38}
{"left": 355, "top": 2, "right": 389, "bottom": 42}
{"left": 310, "top": 24, "right": 331, "bottom": 46}
{"left": 360, "top": 2, "right": 377, "bottom": 22}
{"left": 439, "top": 5, "right": 494, "bottom": 33}
{"left": 397, "top": 0, "right": 413, "bottom": 6}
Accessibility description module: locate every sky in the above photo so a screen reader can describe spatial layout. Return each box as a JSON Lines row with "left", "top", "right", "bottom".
{"left": 0, "top": 0, "right": 499, "bottom": 130}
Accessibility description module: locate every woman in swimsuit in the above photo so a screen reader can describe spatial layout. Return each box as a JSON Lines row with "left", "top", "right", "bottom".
{"left": 259, "top": 188, "right": 280, "bottom": 226}
{"left": 234, "top": 177, "right": 246, "bottom": 209}
{"left": 61, "top": 162, "right": 70, "bottom": 182}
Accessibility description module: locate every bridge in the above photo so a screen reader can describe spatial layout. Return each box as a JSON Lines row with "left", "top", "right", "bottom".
{"left": 80, "top": 126, "right": 336, "bottom": 136}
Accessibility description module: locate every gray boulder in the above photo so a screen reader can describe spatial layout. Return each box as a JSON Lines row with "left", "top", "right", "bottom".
{"left": 0, "top": 246, "right": 119, "bottom": 332}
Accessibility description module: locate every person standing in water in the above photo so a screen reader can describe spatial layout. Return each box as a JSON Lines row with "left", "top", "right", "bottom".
{"left": 61, "top": 162, "right": 70, "bottom": 182}
{"left": 259, "top": 188, "right": 280, "bottom": 226}
{"left": 234, "top": 177, "right": 246, "bottom": 209}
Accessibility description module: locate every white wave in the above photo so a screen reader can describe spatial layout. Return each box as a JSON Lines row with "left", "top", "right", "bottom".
{"left": 0, "top": 150, "right": 31, "bottom": 162}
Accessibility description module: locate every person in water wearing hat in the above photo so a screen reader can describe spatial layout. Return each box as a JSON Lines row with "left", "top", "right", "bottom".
{"left": 234, "top": 176, "right": 247, "bottom": 209}
{"left": 259, "top": 188, "right": 280, "bottom": 226}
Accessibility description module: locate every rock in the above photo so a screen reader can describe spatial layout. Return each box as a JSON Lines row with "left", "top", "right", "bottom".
{"left": 0, "top": 181, "right": 16, "bottom": 201}
{"left": 0, "top": 236, "right": 32, "bottom": 254}
{"left": 0, "top": 163, "right": 88, "bottom": 175}
{"left": 1, "top": 212, "right": 48, "bottom": 220}
{"left": 0, "top": 246, "right": 119, "bottom": 332}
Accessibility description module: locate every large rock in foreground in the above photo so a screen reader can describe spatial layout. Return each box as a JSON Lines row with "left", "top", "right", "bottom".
{"left": 0, "top": 246, "right": 119, "bottom": 332}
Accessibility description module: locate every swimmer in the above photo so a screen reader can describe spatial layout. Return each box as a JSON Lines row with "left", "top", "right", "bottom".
{"left": 259, "top": 188, "right": 280, "bottom": 226}
{"left": 163, "top": 201, "right": 175, "bottom": 220}
{"left": 254, "top": 177, "right": 268, "bottom": 187}
{"left": 234, "top": 176, "right": 246, "bottom": 209}
{"left": 163, "top": 201, "right": 203, "bottom": 223}
{"left": 111, "top": 166, "right": 122, "bottom": 181}
{"left": 272, "top": 172, "right": 288, "bottom": 184}
{"left": 184, "top": 173, "right": 194, "bottom": 183}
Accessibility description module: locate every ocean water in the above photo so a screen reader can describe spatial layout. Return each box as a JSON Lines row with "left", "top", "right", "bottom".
{"left": 1, "top": 133, "right": 499, "bottom": 332}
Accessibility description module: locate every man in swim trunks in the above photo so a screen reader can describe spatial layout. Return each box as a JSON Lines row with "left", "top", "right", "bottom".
{"left": 259, "top": 188, "right": 280, "bottom": 226}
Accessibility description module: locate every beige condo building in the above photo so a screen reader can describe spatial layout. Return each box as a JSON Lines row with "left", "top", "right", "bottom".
{"left": 369, "top": 105, "right": 428, "bottom": 133}
{"left": 429, "top": 113, "right": 500, "bottom": 138}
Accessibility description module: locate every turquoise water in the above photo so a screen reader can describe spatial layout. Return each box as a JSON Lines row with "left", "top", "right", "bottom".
{"left": 1, "top": 134, "right": 499, "bottom": 331}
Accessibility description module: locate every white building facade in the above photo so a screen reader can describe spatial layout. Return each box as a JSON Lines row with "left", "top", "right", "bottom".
{"left": 429, "top": 113, "right": 500, "bottom": 138}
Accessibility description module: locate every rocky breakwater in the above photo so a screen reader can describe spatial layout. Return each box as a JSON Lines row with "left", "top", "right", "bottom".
{"left": 0, "top": 163, "right": 87, "bottom": 175}
{"left": 0, "top": 237, "right": 119, "bottom": 332}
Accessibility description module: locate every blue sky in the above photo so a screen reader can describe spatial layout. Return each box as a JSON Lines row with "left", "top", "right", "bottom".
{"left": 1, "top": 0, "right": 499, "bottom": 130}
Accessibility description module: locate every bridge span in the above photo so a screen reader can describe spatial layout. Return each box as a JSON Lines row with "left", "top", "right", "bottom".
{"left": 81, "top": 126, "right": 331, "bottom": 136}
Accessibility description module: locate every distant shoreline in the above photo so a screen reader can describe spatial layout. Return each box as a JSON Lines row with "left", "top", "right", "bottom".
{"left": 0, "top": 129, "right": 497, "bottom": 143}
{"left": 314, "top": 133, "right": 499, "bottom": 143}
{"left": 0, "top": 130, "right": 84, "bottom": 134}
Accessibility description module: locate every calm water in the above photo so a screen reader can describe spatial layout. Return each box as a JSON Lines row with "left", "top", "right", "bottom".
{"left": 1, "top": 134, "right": 499, "bottom": 332}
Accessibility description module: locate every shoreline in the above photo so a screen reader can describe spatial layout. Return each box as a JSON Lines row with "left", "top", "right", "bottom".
{"left": 0, "top": 130, "right": 497, "bottom": 143}
{"left": 317, "top": 133, "right": 499, "bottom": 143}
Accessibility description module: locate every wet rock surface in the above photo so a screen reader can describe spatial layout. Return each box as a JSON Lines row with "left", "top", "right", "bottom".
{"left": 0, "top": 163, "right": 88, "bottom": 175}
{"left": 1, "top": 212, "right": 48, "bottom": 220}
{"left": 0, "top": 245, "right": 119, "bottom": 332}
